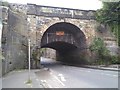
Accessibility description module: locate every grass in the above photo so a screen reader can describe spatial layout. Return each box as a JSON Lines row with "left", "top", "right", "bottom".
{"left": 25, "top": 78, "right": 32, "bottom": 84}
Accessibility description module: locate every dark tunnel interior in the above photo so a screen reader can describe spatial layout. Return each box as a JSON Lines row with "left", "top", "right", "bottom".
{"left": 41, "top": 22, "right": 88, "bottom": 64}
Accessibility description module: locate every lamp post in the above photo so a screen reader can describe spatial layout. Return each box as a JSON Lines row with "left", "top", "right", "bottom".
{"left": 28, "top": 38, "right": 31, "bottom": 80}
{"left": 27, "top": 17, "right": 31, "bottom": 82}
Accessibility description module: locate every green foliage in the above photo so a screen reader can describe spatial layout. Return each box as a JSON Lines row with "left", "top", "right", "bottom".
{"left": 95, "top": 2, "right": 120, "bottom": 46}
{"left": 25, "top": 78, "right": 32, "bottom": 84}
{"left": 89, "top": 37, "right": 110, "bottom": 56}
{"left": 96, "top": 2, "right": 120, "bottom": 24}
{"left": 89, "top": 37, "right": 110, "bottom": 65}
{"left": 89, "top": 37, "right": 103, "bottom": 51}
{"left": 31, "top": 48, "right": 47, "bottom": 68}
{"left": 111, "top": 55, "right": 120, "bottom": 64}
{"left": 89, "top": 37, "right": 120, "bottom": 65}
{"left": 32, "top": 49, "right": 40, "bottom": 61}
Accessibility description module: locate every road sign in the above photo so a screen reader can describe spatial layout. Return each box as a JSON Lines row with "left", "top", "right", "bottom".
{"left": 56, "top": 31, "right": 64, "bottom": 36}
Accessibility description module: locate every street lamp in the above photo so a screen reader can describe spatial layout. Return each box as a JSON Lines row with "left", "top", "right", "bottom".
{"left": 28, "top": 38, "right": 31, "bottom": 80}
{"left": 27, "top": 17, "right": 31, "bottom": 82}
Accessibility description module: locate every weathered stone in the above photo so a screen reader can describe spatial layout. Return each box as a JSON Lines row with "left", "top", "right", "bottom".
{"left": 1, "top": 3, "right": 119, "bottom": 74}
{"left": 2, "top": 7, "right": 28, "bottom": 74}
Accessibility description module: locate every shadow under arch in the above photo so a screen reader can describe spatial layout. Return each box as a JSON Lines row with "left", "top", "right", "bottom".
{"left": 41, "top": 22, "right": 89, "bottom": 64}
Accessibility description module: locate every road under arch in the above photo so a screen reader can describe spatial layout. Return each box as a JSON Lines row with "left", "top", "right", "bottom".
{"left": 41, "top": 22, "right": 88, "bottom": 64}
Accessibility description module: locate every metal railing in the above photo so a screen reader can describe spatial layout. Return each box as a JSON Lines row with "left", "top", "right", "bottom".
{"left": 42, "top": 33, "right": 77, "bottom": 46}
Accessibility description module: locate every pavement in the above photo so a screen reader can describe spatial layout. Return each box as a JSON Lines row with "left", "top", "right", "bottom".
{"left": 0, "top": 78, "right": 1, "bottom": 90}
{"left": 0, "top": 67, "right": 119, "bottom": 89}
{"left": 35, "top": 68, "right": 66, "bottom": 88}
{"left": 0, "top": 58, "right": 119, "bottom": 89}
{"left": 41, "top": 58, "right": 119, "bottom": 88}
{"left": 60, "top": 62, "right": 119, "bottom": 71}
{"left": 1, "top": 69, "right": 44, "bottom": 89}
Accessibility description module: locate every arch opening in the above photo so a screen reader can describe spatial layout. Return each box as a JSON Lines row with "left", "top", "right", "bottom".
{"left": 41, "top": 22, "right": 88, "bottom": 64}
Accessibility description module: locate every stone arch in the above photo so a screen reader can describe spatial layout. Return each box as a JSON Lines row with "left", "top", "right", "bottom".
{"left": 41, "top": 22, "right": 87, "bottom": 49}
{"left": 40, "top": 19, "right": 65, "bottom": 36}
{"left": 41, "top": 22, "right": 88, "bottom": 64}
{"left": 40, "top": 19, "right": 86, "bottom": 38}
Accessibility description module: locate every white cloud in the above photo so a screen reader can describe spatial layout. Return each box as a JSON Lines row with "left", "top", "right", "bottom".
{"left": 5, "top": 0, "right": 102, "bottom": 10}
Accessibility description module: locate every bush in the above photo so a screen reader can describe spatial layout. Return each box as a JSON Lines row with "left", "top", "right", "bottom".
{"left": 89, "top": 37, "right": 111, "bottom": 65}
{"left": 111, "top": 55, "right": 120, "bottom": 64}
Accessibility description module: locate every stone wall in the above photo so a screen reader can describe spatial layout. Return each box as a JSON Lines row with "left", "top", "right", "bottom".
{"left": 1, "top": 3, "right": 119, "bottom": 73}
{"left": 27, "top": 16, "right": 97, "bottom": 60}
{"left": 42, "top": 48, "right": 56, "bottom": 59}
{"left": 1, "top": 6, "right": 9, "bottom": 76}
{"left": 0, "top": 6, "right": 2, "bottom": 77}
{"left": 8, "top": 3, "right": 97, "bottom": 61}
{"left": 96, "top": 24, "right": 119, "bottom": 55}
{"left": 2, "top": 7, "right": 28, "bottom": 74}
{"left": 9, "top": 3, "right": 27, "bottom": 14}
{"left": 9, "top": 3, "right": 119, "bottom": 57}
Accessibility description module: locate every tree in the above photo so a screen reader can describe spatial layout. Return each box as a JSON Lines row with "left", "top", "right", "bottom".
{"left": 95, "top": 2, "right": 120, "bottom": 46}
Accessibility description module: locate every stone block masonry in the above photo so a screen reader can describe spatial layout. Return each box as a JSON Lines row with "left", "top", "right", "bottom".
{"left": 2, "top": 6, "right": 28, "bottom": 75}
{"left": 1, "top": 2, "right": 119, "bottom": 74}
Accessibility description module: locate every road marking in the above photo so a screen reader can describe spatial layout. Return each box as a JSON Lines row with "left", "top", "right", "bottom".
{"left": 36, "top": 78, "right": 44, "bottom": 88}
{"left": 2, "top": 78, "right": 5, "bottom": 80}
{"left": 101, "top": 73, "right": 104, "bottom": 75}
{"left": 50, "top": 69, "right": 66, "bottom": 82}
{"left": 61, "top": 77, "right": 66, "bottom": 81}
{"left": 113, "top": 75, "right": 117, "bottom": 77}
{"left": 53, "top": 75, "right": 65, "bottom": 86}
{"left": 47, "top": 84, "right": 52, "bottom": 88}
{"left": 36, "top": 79, "right": 39, "bottom": 81}
{"left": 101, "top": 73, "right": 118, "bottom": 77}
{"left": 106, "top": 74, "right": 111, "bottom": 76}
{"left": 46, "top": 69, "right": 66, "bottom": 87}
{"left": 79, "top": 70, "right": 84, "bottom": 71}
{"left": 50, "top": 72, "right": 53, "bottom": 75}
{"left": 41, "top": 80, "right": 46, "bottom": 83}
{"left": 58, "top": 74, "right": 66, "bottom": 81}
{"left": 87, "top": 71, "right": 91, "bottom": 72}
{"left": 41, "top": 80, "right": 50, "bottom": 88}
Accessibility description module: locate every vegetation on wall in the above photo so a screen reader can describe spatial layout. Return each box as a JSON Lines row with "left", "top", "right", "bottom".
{"left": 89, "top": 37, "right": 120, "bottom": 65}
{"left": 89, "top": 37, "right": 110, "bottom": 65}
{"left": 32, "top": 48, "right": 47, "bottom": 68}
{"left": 95, "top": 1, "right": 120, "bottom": 47}
{"left": 32, "top": 48, "right": 40, "bottom": 68}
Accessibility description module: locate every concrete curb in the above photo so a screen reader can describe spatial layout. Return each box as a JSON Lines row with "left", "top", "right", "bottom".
{"left": 61, "top": 62, "right": 119, "bottom": 72}
{"left": 81, "top": 66, "right": 119, "bottom": 72}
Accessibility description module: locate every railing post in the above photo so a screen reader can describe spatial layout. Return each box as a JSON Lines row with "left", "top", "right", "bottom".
{"left": 47, "top": 33, "right": 48, "bottom": 44}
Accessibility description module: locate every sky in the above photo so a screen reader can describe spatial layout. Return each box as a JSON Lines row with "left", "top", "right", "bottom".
{"left": 5, "top": 0, "right": 103, "bottom": 10}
